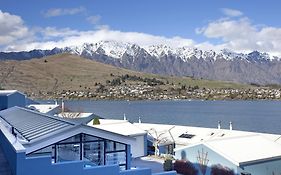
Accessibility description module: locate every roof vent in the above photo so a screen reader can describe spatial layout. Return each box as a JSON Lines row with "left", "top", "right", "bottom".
{"left": 229, "top": 121, "right": 233, "bottom": 130}
{"left": 218, "top": 121, "right": 221, "bottom": 129}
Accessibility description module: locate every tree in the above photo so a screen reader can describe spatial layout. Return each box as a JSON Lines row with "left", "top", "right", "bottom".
{"left": 93, "top": 117, "right": 100, "bottom": 125}
{"left": 146, "top": 126, "right": 175, "bottom": 156}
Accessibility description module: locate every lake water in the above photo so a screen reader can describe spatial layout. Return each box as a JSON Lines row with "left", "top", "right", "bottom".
{"left": 63, "top": 100, "right": 281, "bottom": 135}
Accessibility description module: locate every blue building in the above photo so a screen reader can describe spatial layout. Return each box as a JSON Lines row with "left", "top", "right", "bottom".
{"left": 0, "top": 106, "right": 176, "bottom": 175}
{"left": 174, "top": 135, "right": 281, "bottom": 175}
{"left": 0, "top": 90, "right": 26, "bottom": 111}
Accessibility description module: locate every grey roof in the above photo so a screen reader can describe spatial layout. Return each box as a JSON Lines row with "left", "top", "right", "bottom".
{"left": 0, "top": 107, "right": 75, "bottom": 142}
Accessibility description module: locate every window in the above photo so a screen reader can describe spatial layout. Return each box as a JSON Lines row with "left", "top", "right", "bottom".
{"left": 165, "top": 144, "right": 174, "bottom": 155}
{"left": 106, "top": 141, "right": 126, "bottom": 152}
{"left": 82, "top": 134, "right": 101, "bottom": 142}
{"left": 106, "top": 152, "right": 126, "bottom": 165}
{"left": 83, "top": 141, "right": 104, "bottom": 165}
{"left": 27, "top": 133, "right": 128, "bottom": 169}
{"left": 57, "top": 143, "right": 80, "bottom": 162}
{"left": 59, "top": 135, "right": 80, "bottom": 143}
{"left": 179, "top": 133, "right": 195, "bottom": 139}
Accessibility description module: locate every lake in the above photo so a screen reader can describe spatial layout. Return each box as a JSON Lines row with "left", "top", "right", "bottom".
{"left": 63, "top": 100, "right": 281, "bottom": 134}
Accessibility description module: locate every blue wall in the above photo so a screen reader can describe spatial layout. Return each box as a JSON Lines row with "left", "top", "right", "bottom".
{"left": 7, "top": 93, "right": 26, "bottom": 109}
{"left": 175, "top": 144, "right": 281, "bottom": 175}
{"left": 0, "top": 92, "right": 26, "bottom": 111}
{"left": 0, "top": 95, "right": 8, "bottom": 110}
{"left": 0, "top": 130, "right": 176, "bottom": 175}
{"left": 175, "top": 144, "right": 238, "bottom": 175}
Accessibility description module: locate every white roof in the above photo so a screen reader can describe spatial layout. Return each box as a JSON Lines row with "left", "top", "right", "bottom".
{"left": 58, "top": 112, "right": 93, "bottom": 119}
{"left": 99, "top": 119, "right": 129, "bottom": 125}
{"left": 0, "top": 90, "right": 25, "bottom": 96}
{"left": 28, "top": 104, "right": 59, "bottom": 113}
{"left": 88, "top": 119, "right": 146, "bottom": 137}
{"left": 134, "top": 123, "right": 281, "bottom": 147}
{"left": 204, "top": 135, "right": 281, "bottom": 166}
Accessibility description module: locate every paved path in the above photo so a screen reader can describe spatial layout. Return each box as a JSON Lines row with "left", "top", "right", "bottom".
{"left": 0, "top": 145, "right": 12, "bottom": 175}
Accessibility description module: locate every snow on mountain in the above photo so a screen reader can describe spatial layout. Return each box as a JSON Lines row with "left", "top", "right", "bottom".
{"left": 60, "top": 41, "right": 276, "bottom": 63}
{"left": 1, "top": 40, "right": 281, "bottom": 85}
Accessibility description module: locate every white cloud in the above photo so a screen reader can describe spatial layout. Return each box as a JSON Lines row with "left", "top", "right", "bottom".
{"left": 221, "top": 8, "right": 243, "bottom": 17}
{"left": 43, "top": 7, "right": 85, "bottom": 17}
{"left": 41, "top": 27, "right": 80, "bottom": 38}
{"left": 197, "top": 17, "right": 281, "bottom": 56}
{"left": 5, "top": 28, "right": 195, "bottom": 51}
{"left": 3, "top": 10, "right": 281, "bottom": 57}
{"left": 0, "top": 10, "right": 30, "bottom": 45}
{"left": 87, "top": 15, "right": 101, "bottom": 25}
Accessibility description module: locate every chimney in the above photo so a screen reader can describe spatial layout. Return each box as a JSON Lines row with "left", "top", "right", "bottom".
{"left": 138, "top": 117, "right": 142, "bottom": 123}
{"left": 218, "top": 121, "right": 221, "bottom": 129}
{"left": 123, "top": 113, "right": 127, "bottom": 121}
{"left": 229, "top": 121, "right": 233, "bottom": 130}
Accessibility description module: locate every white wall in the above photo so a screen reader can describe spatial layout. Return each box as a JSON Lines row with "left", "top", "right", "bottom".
{"left": 131, "top": 135, "right": 145, "bottom": 158}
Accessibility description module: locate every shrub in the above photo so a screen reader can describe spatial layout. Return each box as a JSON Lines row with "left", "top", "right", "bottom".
{"left": 211, "top": 164, "right": 235, "bottom": 175}
{"left": 173, "top": 160, "right": 198, "bottom": 175}
{"left": 92, "top": 117, "right": 100, "bottom": 125}
{"left": 163, "top": 155, "right": 173, "bottom": 171}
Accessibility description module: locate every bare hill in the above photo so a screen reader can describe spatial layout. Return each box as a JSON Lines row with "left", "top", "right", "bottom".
{"left": 0, "top": 54, "right": 253, "bottom": 98}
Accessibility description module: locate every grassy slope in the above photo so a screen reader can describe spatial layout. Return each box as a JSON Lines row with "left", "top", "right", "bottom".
{"left": 0, "top": 54, "right": 253, "bottom": 94}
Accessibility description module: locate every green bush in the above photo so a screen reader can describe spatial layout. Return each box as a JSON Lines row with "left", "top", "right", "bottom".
{"left": 163, "top": 158, "right": 173, "bottom": 171}
{"left": 92, "top": 117, "right": 100, "bottom": 125}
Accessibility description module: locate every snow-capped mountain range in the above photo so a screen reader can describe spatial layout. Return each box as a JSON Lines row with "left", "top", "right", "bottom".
{"left": 1, "top": 40, "right": 281, "bottom": 85}
{"left": 64, "top": 41, "right": 277, "bottom": 62}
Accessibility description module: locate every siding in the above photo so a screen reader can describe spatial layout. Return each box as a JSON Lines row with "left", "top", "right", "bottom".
{"left": 0, "top": 144, "right": 12, "bottom": 175}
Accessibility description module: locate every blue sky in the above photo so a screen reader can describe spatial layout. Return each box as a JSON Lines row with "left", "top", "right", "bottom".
{"left": 1, "top": 0, "right": 281, "bottom": 56}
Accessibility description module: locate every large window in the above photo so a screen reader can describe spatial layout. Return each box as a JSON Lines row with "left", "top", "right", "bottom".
{"left": 57, "top": 143, "right": 80, "bottom": 162}
{"left": 83, "top": 141, "right": 104, "bottom": 165}
{"left": 27, "top": 133, "right": 128, "bottom": 169}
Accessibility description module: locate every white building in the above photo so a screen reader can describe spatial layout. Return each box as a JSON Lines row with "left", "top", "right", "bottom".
{"left": 28, "top": 104, "right": 60, "bottom": 115}
{"left": 88, "top": 119, "right": 147, "bottom": 158}
{"left": 134, "top": 122, "right": 281, "bottom": 175}
{"left": 174, "top": 135, "right": 281, "bottom": 175}
{"left": 133, "top": 123, "right": 281, "bottom": 150}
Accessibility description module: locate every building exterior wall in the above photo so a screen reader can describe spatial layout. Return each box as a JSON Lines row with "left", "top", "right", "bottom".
{"left": 0, "top": 130, "right": 175, "bottom": 175}
{"left": 0, "top": 96, "right": 8, "bottom": 111}
{"left": 131, "top": 135, "right": 146, "bottom": 158}
{"left": 238, "top": 159, "right": 281, "bottom": 175}
{"left": 7, "top": 93, "right": 26, "bottom": 109}
{"left": 175, "top": 144, "right": 238, "bottom": 175}
{"left": 0, "top": 92, "right": 26, "bottom": 111}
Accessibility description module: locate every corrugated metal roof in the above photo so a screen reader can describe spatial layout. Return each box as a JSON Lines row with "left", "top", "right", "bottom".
{"left": 0, "top": 107, "right": 75, "bottom": 142}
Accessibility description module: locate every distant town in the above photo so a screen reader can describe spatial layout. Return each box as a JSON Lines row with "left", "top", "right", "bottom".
{"left": 27, "top": 74, "right": 281, "bottom": 100}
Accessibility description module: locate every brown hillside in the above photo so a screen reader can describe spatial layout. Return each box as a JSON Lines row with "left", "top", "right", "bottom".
{"left": 0, "top": 54, "right": 252, "bottom": 96}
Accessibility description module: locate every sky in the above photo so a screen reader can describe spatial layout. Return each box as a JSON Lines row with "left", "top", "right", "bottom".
{"left": 1, "top": 0, "right": 281, "bottom": 56}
